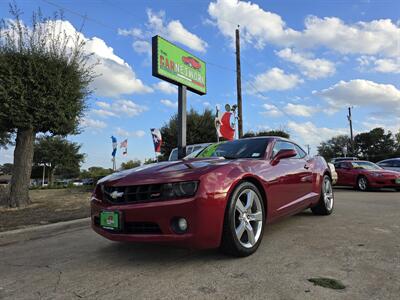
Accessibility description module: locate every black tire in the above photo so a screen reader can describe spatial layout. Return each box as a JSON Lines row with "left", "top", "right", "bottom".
{"left": 357, "top": 176, "right": 369, "bottom": 191}
{"left": 311, "top": 175, "right": 334, "bottom": 215}
{"left": 220, "top": 181, "right": 265, "bottom": 257}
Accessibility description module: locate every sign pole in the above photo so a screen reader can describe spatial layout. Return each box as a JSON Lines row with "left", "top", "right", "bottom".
{"left": 235, "top": 27, "right": 243, "bottom": 139}
{"left": 178, "top": 85, "right": 187, "bottom": 159}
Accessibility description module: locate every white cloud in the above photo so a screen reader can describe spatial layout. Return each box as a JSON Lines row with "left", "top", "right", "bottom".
{"left": 276, "top": 48, "right": 335, "bottom": 79}
{"left": 203, "top": 101, "right": 211, "bottom": 106}
{"left": 260, "top": 103, "right": 283, "bottom": 117}
{"left": 251, "top": 68, "right": 303, "bottom": 92}
{"left": 358, "top": 56, "right": 400, "bottom": 74}
{"left": 288, "top": 121, "right": 347, "bottom": 149}
{"left": 92, "top": 109, "right": 117, "bottom": 118}
{"left": 42, "top": 20, "right": 153, "bottom": 98}
{"left": 153, "top": 81, "right": 178, "bottom": 94}
{"left": 116, "top": 127, "right": 146, "bottom": 138}
{"left": 208, "top": 0, "right": 400, "bottom": 57}
{"left": 284, "top": 103, "right": 318, "bottom": 117}
{"left": 132, "top": 40, "right": 152, "bottom": 55}
{"left": 160, "top": 99, "right": 178, "bottom": 108}
{"left": 316, "top": 79, "right": 400, "bottom": 114}
{"left": 80, "top": 117, "right": 107, "bottom": 130}
{"left": 93, "top": 100, "right": 148, "bottom": 117}
{"left": 119, "top": 9, "right": 207, "bottom": 53}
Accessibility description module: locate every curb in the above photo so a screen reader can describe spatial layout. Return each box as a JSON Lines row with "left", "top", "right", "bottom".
{"left": 0, "top": 217, "right": 91, "bottom": 246}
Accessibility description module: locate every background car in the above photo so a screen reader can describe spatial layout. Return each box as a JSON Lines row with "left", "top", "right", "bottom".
{"left": 328, "top": 163, "right": 338, "bottom": 185}
{"left": 331, "top": 157, "right": 358, "bottom": 164}
{"left": 334, "top": 160, "right": 400, "bottom": 191}
{"left": 91, "top": 137, "right": 334, "bottom": 257}
{"left": 377, "top": 158, "right": 400, "bottom": 172}
{"left": 168, "top": 143, "right": 212, "bottom": 161}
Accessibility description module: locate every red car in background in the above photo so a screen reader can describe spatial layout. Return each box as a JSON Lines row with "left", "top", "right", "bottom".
{"left": 91, "top": 137, "right": 333, "bottom": 257}
{"left": 334, "top": 160, "right": 400, "bottom": 191}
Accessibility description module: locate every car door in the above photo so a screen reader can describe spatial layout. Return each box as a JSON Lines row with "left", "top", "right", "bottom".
{"left": 335, "top": 162, "right": 354, "bottom": 186}
{"left": 267, "top": 141, "right": 313, "bottom": 217}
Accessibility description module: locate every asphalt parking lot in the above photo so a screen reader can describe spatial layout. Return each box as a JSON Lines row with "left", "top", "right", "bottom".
{"left": 1, "top": 188, "right": 399, "bottom": 300}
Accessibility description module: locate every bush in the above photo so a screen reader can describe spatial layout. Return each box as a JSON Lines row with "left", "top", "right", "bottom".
{"left": 0, "top": 184, "right": 10, "bottom": 206}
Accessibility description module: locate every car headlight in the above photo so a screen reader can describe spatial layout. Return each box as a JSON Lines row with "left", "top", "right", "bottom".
{"left": 162, "top": 181, "right": 199, "bottom": 199}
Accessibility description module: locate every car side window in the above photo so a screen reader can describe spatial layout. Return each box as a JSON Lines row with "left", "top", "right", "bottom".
{"left": 294, "top": 144, "right": 307, "bottom": 159}
{"left": 391, "top": 160, "right": 400, "bottom": 167}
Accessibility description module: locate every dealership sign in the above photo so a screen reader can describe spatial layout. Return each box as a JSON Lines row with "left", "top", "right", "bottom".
{"left": 152, "top": 35, "right": 206, "bottom": 95}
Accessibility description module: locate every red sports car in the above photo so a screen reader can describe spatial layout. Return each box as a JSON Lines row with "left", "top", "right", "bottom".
{"left": 182, "top": 56, "right": 201, "bottom": 69}
{"left": 334, "top": 160, "right": 400, "bottom": 191}
{"left": 91, "top": 137, "right": 334, "bottom": 256}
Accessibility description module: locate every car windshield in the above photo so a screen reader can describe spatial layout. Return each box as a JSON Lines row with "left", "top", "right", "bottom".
{"left": 192, "top": 139, "right": 270, "bottom": 159}
{"left": 351, "top": 161, "right": 382, "bottom": 170}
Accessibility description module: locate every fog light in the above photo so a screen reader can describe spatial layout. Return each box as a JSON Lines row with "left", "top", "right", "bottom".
{"left": 178, "top": 218, "right": 187, "bottom": 231}
{"left": 171, "top": 217, "right": 188, "bottom": 234}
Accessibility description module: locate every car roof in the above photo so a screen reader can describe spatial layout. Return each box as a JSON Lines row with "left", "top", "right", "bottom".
{"left": 378, "top": 158, "right": 400, "bottom": 163}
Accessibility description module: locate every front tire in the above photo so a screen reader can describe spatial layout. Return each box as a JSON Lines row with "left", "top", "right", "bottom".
{"left": 311, "top": 175, "right": 334, "bottom": 215}
{"left": 357, "top": 176, "right": 369, "bottom": 191}
{"left": 220, "top": 182, "right": 265, "bottom": 257}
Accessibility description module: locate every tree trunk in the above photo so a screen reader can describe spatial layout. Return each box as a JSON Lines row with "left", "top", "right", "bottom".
{"left": 49, "top": 167, "right": 56, "bottom": 186}
{"left": 9, "top": 127, "right": 35, "bottom": 207}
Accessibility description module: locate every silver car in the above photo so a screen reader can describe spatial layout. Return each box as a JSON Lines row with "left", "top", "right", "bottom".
{"left": 377, "top": 158, "right": 400, "bottom": 172}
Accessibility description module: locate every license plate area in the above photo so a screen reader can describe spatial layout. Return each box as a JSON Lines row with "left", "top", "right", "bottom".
{"left": 100, "top": 211, "right": 121, "bottom": 231}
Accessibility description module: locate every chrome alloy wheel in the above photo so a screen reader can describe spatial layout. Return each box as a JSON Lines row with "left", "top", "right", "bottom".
{"left": 323, "top": 177, "right": 334, "bottom": 211}
{"left": 358, "top": 177, "right": 368, "bottom": 191}
{"left": 234, "top": 189, "right": 263, "bottom": 248}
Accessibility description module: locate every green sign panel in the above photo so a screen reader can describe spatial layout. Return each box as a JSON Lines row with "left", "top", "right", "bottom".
{"left": 152, "top": 35, "right": 206, "bottom": 95}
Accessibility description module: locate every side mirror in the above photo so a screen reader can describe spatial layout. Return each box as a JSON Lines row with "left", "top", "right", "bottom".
{"left": 271, "top": 149, "right": 297, "bottom": 165}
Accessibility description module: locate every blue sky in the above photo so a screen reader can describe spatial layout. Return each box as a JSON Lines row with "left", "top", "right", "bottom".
{"left": 1, "top": 0, "right": 399, "bottom": 169}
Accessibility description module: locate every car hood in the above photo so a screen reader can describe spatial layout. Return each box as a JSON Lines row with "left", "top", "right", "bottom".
{"left": 98, "top": 158, "right": 232, "bottom": 186}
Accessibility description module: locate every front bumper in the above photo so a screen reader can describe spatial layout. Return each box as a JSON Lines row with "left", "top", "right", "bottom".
{"left": 368, "top": 177, "right": 400, "bottom": 189}
{"left": 91, "top": 190, "right": 227, "bottom": 249}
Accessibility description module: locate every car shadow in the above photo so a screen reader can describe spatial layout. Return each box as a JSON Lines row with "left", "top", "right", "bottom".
{"left": 334, "top": 186, "right": 398, "bottom": 193}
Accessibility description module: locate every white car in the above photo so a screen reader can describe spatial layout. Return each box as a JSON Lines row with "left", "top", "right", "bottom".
{"left": 377, "top": 158, "right": 400, "bottom": 172}
{"left": 328, "top": 163, "right": 338, "bottom": 185}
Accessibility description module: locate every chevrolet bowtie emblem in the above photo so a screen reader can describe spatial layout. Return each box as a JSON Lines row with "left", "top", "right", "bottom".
{"left": 110, "top": 190, "right": 124, "bottom": 199}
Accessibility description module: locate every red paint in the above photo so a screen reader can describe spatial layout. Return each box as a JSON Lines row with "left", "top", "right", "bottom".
{"left": 182, "top": 56, "right": 201, "bottom": 70}
{"left": 91, "top": 137, "right": 331, "bottom": 249}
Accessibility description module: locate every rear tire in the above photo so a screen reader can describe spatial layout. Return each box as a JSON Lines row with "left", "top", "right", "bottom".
{"left": 220, "top": 182, "right": 265, "bottom": 257}
{"left": 357, "top": 176, "right": 369, "bottom": 191}
{"left": 311, "top": 175, "right": 334, "bottom": 216}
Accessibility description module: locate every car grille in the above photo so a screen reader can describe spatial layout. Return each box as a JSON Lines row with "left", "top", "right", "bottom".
{"left": 103, "top": 184, "right": 164, "bottom": 204}
{"left": 94, "top": 217, "right": 162, "bottom": 234}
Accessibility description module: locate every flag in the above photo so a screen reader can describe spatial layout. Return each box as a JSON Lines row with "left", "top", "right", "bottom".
{"left": 111, "top": 136, "right": 117, "bottom": 157}
{"left": 150, "top": 128, "right": 162, "bottom": 153}
{"left": 120, "top": 139, "right": 128, "bottom": 156}
{"left": 215, "top": 110, "right": 235, "bottom": 140}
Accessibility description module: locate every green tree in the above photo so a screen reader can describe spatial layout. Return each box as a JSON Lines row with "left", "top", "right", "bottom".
{"left": 0, "top": 6, "right": 94, "bottom": 207}
{"left": 354, "top": 127, "right": 397, "bottom": 162}
{"left": 317, "top": 135, "right": 350, "bottom": 161}
{"left": 160, "top": 108, "right": 218, "bottom": 160}
{"left": 120, "top": 160, "right": 141, "bottom": 170}
{"left": 33, "top": 136, "right": 85, "bottom": 185}
{"left": 0, "top": 163, "right": 13, "bottom": 175}
{"left": 243, "top": 130, "right": 290, "bottom": 139}
{"left": 80, "top": 167, "right": 113, "bottom": 180}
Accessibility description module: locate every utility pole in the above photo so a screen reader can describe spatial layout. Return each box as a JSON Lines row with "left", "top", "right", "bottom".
{"left": 347, "top": 107, "right": 354, "bottom": 156}
{"left": 306, "top": 144, "right": 311, "bottom": 155}
{"left": 235, "top": 26, "right": 243, "bottom": 139}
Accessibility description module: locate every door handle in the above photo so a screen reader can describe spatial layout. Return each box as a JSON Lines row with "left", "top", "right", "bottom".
{"left": 304, "top": 164, "right": 310, "bottom": 169}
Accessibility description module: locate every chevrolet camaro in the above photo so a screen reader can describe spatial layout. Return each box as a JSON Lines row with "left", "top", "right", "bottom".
{"left": 91, "top": 137, "right": 334, "bottom": 256}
